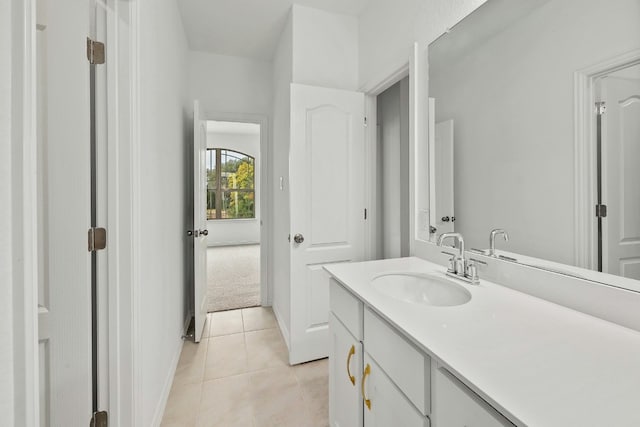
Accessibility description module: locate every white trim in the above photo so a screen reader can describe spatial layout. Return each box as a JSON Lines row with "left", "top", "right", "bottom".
{"left": 363, "top": 94, "right": 378, "bottom": 260}
{"left": 360, "top": 63, "right": 409, "bottom": 96}
{"left": 408, "top": 42, "right": 421, "bottom": 254}
{"left": 361, "top": 63, "right": 410, "bottom": 263}
{"left": 198, "top": 111, "right": 271, "bottom": 306}
{"left": 272, "top": 303, "right": 291, "bottom": 351}
{"left": 574, "top": 49, "right": 640, "bottom": 269}
{"left": 12, "top": 0, "right": 40, "bottom": 423}
{"left": 150, "top": 338, "right": 182, "bottom": 426}
{"left": 104, "top": 0, "right": 137, "bottom": 424}
{"left": 361, "top": 44, "right": 429, "bottom": 260}
{"left": 130, "top": 0, "right": 142, "bottom": 424}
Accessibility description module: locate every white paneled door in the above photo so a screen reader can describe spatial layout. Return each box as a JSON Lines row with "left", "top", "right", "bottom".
{"left": 433, "top": 119, "right": 455, "bottom": 234}
{"left": 289, "top": 83, "right": 365, "bottom": 364}
{"left": 602, "top": 75, "right": 640, "bottom": 279}
{"left": 193, "top": 100, "right": 209, "bottom": 342}
{"left": 37, "top": 0, "right": 93, "bottom": 424}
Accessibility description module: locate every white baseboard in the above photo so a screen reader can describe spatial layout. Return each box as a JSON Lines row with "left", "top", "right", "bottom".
{"left": 272, "top": 304, "right": 290, "bottom": 352}
{"left": 150, "top": 335, "right": 183, "bottom": 426}
{"left": 207, "top": 241, "right": 260, "bottom": 248}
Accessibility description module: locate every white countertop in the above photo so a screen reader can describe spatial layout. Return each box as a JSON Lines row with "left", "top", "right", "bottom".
{"left": 325, "top": 257, "right": 640, "bottom": 427}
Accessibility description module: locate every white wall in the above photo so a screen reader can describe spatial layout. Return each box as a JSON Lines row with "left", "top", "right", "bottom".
{"left": 429, "top": 0, "right": 640, "bottom": 264}
{"left": 358, "top": 0, "right": 490, "bottom": 264}
{"left": 206, "top": 130, "right": 261, "bottom": 246}
{"left": 358, "top": 0, "right": 487, "bottom": 90}
{"left": 188, "top": 51, "right": 272, "bottom": 116}
{"left": 270, "top": 5, "right": 360, "bottom": 346}
{"left": 271, "top": 10, "right": 293, "bottom": 344}
{"left": 0, "top": 0, "right": 14, "bottom": 423}
{"left": 137, "top": 0, "right": 190, "bottom": 424}
{"left": 291, "top": 5, "right": 359, "bottom": 91}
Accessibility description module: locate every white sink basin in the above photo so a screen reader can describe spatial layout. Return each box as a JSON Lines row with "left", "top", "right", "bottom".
{"left": 371, "top": 272, "right": 472, "bottom": 307}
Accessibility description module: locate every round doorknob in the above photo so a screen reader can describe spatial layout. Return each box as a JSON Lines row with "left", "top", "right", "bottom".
{"left": 200, "top": 229, "right": 209, "bottom": 236}
{"left": 441, "top": 216, "right": 450, "bottom": 222}
{"left": 293, "top": 233, "right": 304, "bottom": 244}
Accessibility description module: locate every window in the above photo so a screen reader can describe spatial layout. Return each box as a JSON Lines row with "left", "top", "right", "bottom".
{"left": 206, "top": 148, "right": 255, "bottom": 220}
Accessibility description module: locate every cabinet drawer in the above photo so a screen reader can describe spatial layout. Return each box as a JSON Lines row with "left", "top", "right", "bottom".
{"left": 330, "top": 279, "right": 363, "bottom": 340}
{"left": 433, "top": 368, "right": 514, "bottom": 426}
{"left": 363, "top": 354, "right": 430, "bottom": 427}
{"left": 364, "top": 308, "right": 430, "bottom": 415}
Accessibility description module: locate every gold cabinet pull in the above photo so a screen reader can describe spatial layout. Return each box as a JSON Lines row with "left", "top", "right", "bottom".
{"left": 361, "top": 363, "right": 371, "bottom": 410}
{"left": 346, "top": 345, "right": 356, "bottom": 385}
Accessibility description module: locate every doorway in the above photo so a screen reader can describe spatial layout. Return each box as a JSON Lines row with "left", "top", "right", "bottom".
{"left": 373, "top": 76, "right": 411, "bottom": 260}
{"left": 203, "top": 120, "right": 264, "bottom": 312}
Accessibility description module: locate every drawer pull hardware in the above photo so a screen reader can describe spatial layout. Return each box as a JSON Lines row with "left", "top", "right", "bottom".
{"left": 362, "top": 363, "right": 371, "bottom": 410}
{"left": 346, "top": 345, "right": 356, "bottom": 385}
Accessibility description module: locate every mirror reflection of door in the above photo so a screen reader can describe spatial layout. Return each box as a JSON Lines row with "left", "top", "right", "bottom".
{"left": 598, "top": 64, "right": 640, "bottom": 279}
{"left": 427, "top": 98, "right": 455, "bottom": 237}
{"left": 434, "top": 119, "right": 455, "bottom": 235}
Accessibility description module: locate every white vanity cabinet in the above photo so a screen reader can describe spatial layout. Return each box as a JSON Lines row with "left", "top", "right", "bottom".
{"left": 329, "top": 279, "right": 430, "bottom": 427}
{"left": 329, "top": 279, "right": 364, "bottom": 427}
{"left": 329, "top": 312, "right": 363, "bottom": 427}
{"left": 362, "top": 354, "right": 428, "bottom": 427}
{"left": 329, "top": 278, "right": 512, "bottom": 427}
{"left": 433, "top": 367, "right": 513, "bottom": 427}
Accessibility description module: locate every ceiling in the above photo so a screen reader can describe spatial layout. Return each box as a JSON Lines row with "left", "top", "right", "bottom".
{"left": 177, "top": 0, "right": 369, "bottom": 61}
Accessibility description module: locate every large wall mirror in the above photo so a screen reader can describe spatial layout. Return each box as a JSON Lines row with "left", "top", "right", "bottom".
{"left": 427, "top": 0, "right": 640, "bottom": 288}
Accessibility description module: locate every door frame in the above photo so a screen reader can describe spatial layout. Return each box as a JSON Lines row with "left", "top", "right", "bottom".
{"left": 362, "top": 64, "right": 409, "bottom": 261}
{"left": 11, "top": 0, "right": 40, "bottom": 424}
{"left": 574, "top": 49, "right": 640, "bottom": 270}
{"left": 10, "top": 0, "right": 139, "bottom": 423}
{"left": 361, "top": 43, "right": 429, "bottom": 260}
{"left": 198, "top": 111, "right": 271, "bottom": 307}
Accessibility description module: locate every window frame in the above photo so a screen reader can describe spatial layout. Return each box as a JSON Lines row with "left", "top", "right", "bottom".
{"left": 206, "top": 148, "right": 256, "bottom": 220}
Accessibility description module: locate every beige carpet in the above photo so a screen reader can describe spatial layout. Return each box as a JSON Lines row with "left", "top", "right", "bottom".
{"left": 206, "top": 244, "right": 260, "bottom": 312}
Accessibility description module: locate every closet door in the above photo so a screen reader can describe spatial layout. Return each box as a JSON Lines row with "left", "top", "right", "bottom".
{"left": 289, "top": 83, "right": 365, "bottom": 364}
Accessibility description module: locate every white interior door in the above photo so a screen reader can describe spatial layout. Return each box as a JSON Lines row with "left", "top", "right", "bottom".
{"left": 429, "top": 114, "right": 455, "bottom": 235}
{"left": 289, "top": 83, "right": 365, "bottom": 364}
{"left": 193, "top": 100, "right": 208, "bottom": 342}
{"left": 602, "top": 73, "right": 640, "bottom": 278}
{"left": 37, "top": 0, "right": 93, "bottom": 424}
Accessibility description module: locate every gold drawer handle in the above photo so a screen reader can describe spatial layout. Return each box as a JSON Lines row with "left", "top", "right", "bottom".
{"left": 362, "top": 363, "right": 371, "bottom": 410}
{"left": 346, "top": 345, "right": 356, "bottom": 385}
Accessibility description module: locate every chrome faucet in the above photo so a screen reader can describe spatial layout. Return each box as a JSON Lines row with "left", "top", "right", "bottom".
{"left": 437, "top": 232, "right": 481, "bottom": 284}
{"left": 489, "top": 229, "right": 509, "bottom": 257}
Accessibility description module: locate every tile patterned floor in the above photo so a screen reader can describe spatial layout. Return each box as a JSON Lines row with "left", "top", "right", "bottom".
{"left": 161, "top": 307, "right": 329, "bottom": 427}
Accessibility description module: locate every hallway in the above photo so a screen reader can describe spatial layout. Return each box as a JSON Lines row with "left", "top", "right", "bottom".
{"left": 161, "top": 307, "right": 329, "bottom": 426}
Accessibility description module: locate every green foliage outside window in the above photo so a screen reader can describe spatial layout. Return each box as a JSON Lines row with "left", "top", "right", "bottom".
{"left": 206, "top": 149, "right": 255, "bottom": 220}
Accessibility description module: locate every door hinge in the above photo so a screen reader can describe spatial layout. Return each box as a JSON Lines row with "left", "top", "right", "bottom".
{"left": 90, "top": 411, "right": 108, "bottom": 427}
{"left": 364, "top": 208, "right": 367, "bottom": 220}
{"left": 595, "top": 204, "right": 608, "bottom": 218}
{"left": 86, "top": 38, "right": 105, "bottom": 65}
{"left": 595, "top": 101, "right": 606, "bottom": 116}
{"left": 88, "top": 227, "right": 107, "bottom": 252}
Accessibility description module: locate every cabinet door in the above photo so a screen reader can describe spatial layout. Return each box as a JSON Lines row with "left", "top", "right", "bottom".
{"left": 433, "top": 368, "right": 513, "bottom": 427}
{"left": 363, "top": 354, "right": 429, "bottom": 427}
{"left": 329, "top": 312, "right": 364, "bottom": 427}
